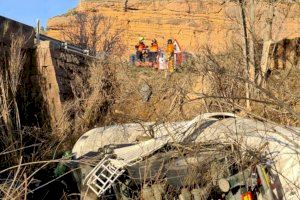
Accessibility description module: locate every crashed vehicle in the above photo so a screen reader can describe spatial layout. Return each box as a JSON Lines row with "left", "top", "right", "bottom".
{"left": 71, "top": 113, "right": 300, "bottom": 200}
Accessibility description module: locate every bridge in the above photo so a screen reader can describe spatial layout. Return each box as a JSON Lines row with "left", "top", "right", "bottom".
{"left": 0, "top": 15, "right": 96, "bottom": 129}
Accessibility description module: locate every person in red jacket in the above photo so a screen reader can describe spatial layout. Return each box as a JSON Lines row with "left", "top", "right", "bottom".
{"left": 135, "top": 37, "right": 146, "bottom": 62}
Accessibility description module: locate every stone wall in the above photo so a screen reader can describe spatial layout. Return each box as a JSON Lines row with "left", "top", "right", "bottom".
{"left": 35, "top": 41, "right": 89, "bottom": 128}
{"left": 1, "top": 16, "right": 90, "bottom": 129}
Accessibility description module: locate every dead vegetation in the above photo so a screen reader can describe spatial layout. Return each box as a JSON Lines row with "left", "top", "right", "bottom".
{"left": 122, "top": 141, "right": 271, "bottom": 199}
{"left": 61, "top": 11, "right": 124, "bottom": 57}
{"left": 69, "top": 59, "right": 117, "bottom": 137}
{"left": 0, "top": 32, "right": 42, "bottom": 199}
{"left": 1, "top": 36, "right": 299, "bottom": 200}
{"left": 0, "top": 33, "right": 27, "bottom": 165}
{"left": 111, "top": 64, "right": 201, "bottom": 123}
{"left": 191, "top": 39, "right": 300, "bottom": 125}
{"left": 0, "top": 1, "right": 299, "bottom": 199}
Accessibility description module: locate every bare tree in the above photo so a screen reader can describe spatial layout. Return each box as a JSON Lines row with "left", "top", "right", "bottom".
{"left": 62, "top": 12, "right": 88, "bottom": 50}
{"left": 62, "top": 12, "right": 124, "bottom": 56}
{"left": 238, "top": 0, "right": 252, "bottom": 110}
{"left": 249, "top": 0, "right": 256, "bottom": 82}
{"left": 89, "top": 13, "right": 104, "bottom": 53}
{"left": 259, "top": 0, "right": 275, "bottom": 86}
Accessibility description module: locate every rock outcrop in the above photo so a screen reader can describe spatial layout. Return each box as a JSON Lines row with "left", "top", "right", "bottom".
{"left": 47, "top": 0, "right": 300, "bottom": 56}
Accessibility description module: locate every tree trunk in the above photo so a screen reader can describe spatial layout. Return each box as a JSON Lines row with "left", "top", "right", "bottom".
{"left": 249, "top": 0, "right": 256, "bottom": 82}
{"left": 239, "top": 0, "right": 251, "bottom": 110}
{"left": 259, "top": 1, "right": 274, "bottom": 86}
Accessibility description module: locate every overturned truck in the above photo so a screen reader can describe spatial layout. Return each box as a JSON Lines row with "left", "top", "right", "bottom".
{"left": 71, "top": 113, "right": 300, "bottom": 200}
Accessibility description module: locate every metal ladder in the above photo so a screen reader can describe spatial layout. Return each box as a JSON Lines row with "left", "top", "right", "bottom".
{"left": 84, "top": 136, "right": 171, "bottom": 197}
{"left": 84, "top": 156, "right": 125, "bottom": 197}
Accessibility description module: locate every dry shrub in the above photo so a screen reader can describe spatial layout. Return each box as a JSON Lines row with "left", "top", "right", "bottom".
{"left": 193, "top": 46, "right": 246, "bottom": 110}
{"left": 111, "top": 62, "right": 206, "bottom": 124}
{"left": 262, "top": 67, "right": 300, "bottom": 124}
{"left": 52, "top": 58, "right": 118, "bottom": 149}
{"left": 61, "top": 11, "right": 124, "bottom": 57}
{"left": 74, "top": 59, "right": 116, "bottom": 132}
{"left": 0, "top": 33, "right": 27, "bottom": 166}
{"left": 190, "top": 44, "right": 300, "bottom": 126}
{"left": 0, "top": 33, "right": 57, "bottom": 199}
{"left": 0, "top": 157, "right": 29, "bottom": 200}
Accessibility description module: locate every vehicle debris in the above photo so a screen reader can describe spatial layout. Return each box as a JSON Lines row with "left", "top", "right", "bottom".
{"left": 71, "top": 113, "right": 300, "bottom": 199}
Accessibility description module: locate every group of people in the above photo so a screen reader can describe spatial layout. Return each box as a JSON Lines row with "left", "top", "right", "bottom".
{"left": 134, "top": 37, "right": 179, "bottom": 73}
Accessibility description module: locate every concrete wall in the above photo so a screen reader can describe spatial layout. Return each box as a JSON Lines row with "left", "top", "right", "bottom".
{"left": 1, "top": 15, "right": 90, "bottom": 129}
{"left": 35, "top": 41, "right": 89, "bottom": 128}
{"left": 36, "top": 41, "right": 64, "bottom": 126}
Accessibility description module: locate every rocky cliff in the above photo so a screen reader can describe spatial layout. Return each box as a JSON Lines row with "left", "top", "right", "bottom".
{"left": 47, "top": 0, "right": 300, "bottom": 56}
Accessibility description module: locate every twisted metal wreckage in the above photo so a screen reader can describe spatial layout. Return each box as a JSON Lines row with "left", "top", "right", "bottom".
{"left": 71, "top": 113, "right": 300, "bottom": 200}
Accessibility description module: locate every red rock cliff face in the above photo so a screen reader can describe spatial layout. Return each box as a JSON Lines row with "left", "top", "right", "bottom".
{"left": 47, "top": 0, "right": 300, "bottom": 56}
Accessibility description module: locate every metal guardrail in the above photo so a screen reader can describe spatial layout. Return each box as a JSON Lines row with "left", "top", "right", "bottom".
{"left": 0, "top": 15, "right": 98, "bottom": 59}
{"left": 37, "top": 34, "right": 93, "bottom": 57}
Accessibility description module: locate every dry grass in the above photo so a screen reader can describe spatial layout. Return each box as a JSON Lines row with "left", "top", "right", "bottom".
{"left": 188, "top": 44, "right": 300, "bottom": 126}
{"left": 0, "top": 33, "right": 27, "bottom": 165}
{"left": 0, "top": 33, "right": 37, "bottom": 199}
{"left": 51, "top": 58, "right": 118, "bottom": 152}
{"left": 1, "top": 5, "right": 299, "bottom": 199}
{"left": 110, "top": 62, "right": 205, "bottom": 124}
{"left": 1, "top": 38, "right": 299, "bottom": 198}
